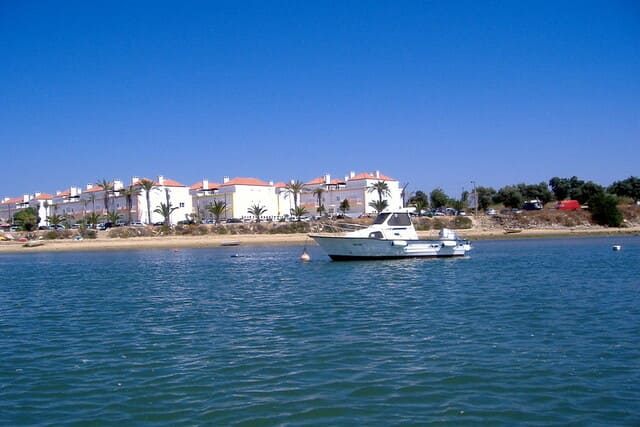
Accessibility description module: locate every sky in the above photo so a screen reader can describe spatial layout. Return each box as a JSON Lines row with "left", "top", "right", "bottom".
{"left": 1, "top": 1, "right": 639, "bottom": 199}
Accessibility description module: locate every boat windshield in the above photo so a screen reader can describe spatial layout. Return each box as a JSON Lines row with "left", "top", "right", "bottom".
{"left": 372, "top": 213, "right": 390, "bottom": 224}
{"left": 387, "top": 213, "right": 412, "bottom": 226}
{"left": 372, "top": 212, "right": 412, "bottom": 226}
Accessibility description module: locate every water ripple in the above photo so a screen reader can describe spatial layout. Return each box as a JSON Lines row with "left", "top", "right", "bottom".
{"left": 1, "top": 238, "right": 640, "bottom": 425}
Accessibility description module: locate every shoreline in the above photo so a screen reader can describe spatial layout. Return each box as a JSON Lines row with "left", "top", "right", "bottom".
{"left": 1, "top": 226, "right": 639, "bottom": 254}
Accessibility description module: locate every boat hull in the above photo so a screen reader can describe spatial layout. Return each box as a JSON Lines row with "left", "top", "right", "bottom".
{"left": 309, "top": 235, "right": 469, "bottom": 260}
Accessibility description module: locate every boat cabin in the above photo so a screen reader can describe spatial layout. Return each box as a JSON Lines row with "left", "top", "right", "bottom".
{"left": 356, "top": 211, "right": 419, "bottom": 240}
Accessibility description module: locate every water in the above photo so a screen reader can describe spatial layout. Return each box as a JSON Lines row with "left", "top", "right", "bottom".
{"left": 1, "top": 236, "right": 639, "bottom": 426}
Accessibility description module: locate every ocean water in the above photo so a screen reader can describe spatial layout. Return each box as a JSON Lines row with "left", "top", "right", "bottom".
{"left": 1, "top": 236, "right": 639, "bottom": 426}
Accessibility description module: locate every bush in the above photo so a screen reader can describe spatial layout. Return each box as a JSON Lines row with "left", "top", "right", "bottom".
{"left": 43, "top": 231, "right": 59, "bottom": 240}
{"left": 212, "top": 226, "right": 228, "bottom": 235}
{"left": 590, "top": 193, "right": 623, "bottom": 227}
{"left": 453, "top": 216, "right": 473, "bottom": 229}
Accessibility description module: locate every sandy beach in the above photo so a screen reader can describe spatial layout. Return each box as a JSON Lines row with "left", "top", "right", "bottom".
{"left": 1, "top": 226, "right": 638, "bottom": 254}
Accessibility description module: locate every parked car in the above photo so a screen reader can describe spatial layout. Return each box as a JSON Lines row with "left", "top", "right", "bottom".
{"left": 96, "top": 222, "right": 114, "bottom": 230}
{"left": 129, "top": 221, "right": 144, "bottom": 227}
{"left": 226, "top": 218, "right": 242, "bottom": 223}
{"left": 523, "top": 200, "right": 543, "bottom": 210}
{"left": 486, "top": 208, "right": 497, "bottom": 216}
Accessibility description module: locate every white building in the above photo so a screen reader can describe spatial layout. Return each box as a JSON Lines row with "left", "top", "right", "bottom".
{"left": 301, "top": 171, "right": 402, "bottom": 216}
{"left": 1, "top": 176, "right": 192, "bottom": 227}
{"left": 190, "top": 177, "right": 280, "bottom": 221}
{"left": 1, "top": 169, "right": 403, "bottom": 228}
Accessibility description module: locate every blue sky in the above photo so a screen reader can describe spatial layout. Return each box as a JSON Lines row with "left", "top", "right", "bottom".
{"left": 1, "top": 1, "right": 638, "bottom": 199}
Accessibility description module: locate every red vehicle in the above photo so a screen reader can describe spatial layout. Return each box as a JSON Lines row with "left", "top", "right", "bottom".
{"left": 556, "top": 200, "right": 581, "bottom": 211}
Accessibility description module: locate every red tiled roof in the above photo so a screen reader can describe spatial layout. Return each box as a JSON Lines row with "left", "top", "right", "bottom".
{"left": 221, "top": 177, "right": 270, "bottom": 187}
{"left": 1, "top": 197, "right": 23, "bottom": 205}
{"left": 274, "top": 182, "right": 287, "bottom": 189}
{"left": 161, "top": 178, "right": 185, "bottom": 187}
{"left": 57, "top": 189, "right": 71, "bottom": 197}
{"left": 331, "top": 178, "right": 345, "bottom": 185}
{"left": 34, "top": 193, "right": 53, "bottom": 200}
{"left": 190, "top": 181, "right": 221, "bottom": 190}
{"left": 349, "top": 172, "right": 396, "bottom": 181}
{"left": 84, "top": 186, "right": 103, "bottom": 193}
{"left": 305, "top": 177, "right": 325, "bottom": 186}
{"left": 135, "top": 177, "right": 185, "bottom": 188}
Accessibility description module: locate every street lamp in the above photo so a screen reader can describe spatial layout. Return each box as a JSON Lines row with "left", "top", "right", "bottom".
{"left": 470, "top": 181, "right": 478, "bottom": 216}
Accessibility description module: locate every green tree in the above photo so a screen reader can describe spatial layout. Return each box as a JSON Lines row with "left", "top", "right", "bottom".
{"left": 517, "top": 182, "right": 553, "bottom": 204}
{"left": 291, "top": 205, "right": 308, "bottom": 221}
{"left": 121, "top": 186, "right": 141, "bottom": 224}
{"left": 248, "top": 204, "right": 268, "bottom": 222}
{"left": 85, "top": 212, "right": 101, "bottom": 228}
{"left": 475, "top": 186, "right": 497, "bottom": 211}
{"left": 494, "top": 186, "right": 523, "bottom": 209}
{"left": 154, "top": 188, "right": 178, "bottom": 227}
{"left": 413, "top": 199, "right": 427, "bottom": 216}
{"left": 430, "top": 188, "right": 449, "bottom": 208}
{"left": 313, "top": 187, "right": 325, "bottom": 215}
{"left": 13, "top": 207, "right": 39, "bottom": 231}
{"left": 409, "top": 191, "right": 429, "bottom": 209}
{"left": 285, "top": 180, "right": 306, "bottom": 210}
{"left": 590, "top": 193, "right": 622, "bottom": 227}
{"left": 549, "top": 176, "right": 585, "bottom": 201}
{"left": 154, "top": 202, "right": 178, "bottom": 227}
{"left": 339, "top": 199, "right": 350, "bottom": 215}
{"left": 137, "top": 179, "right": 156, "bottom": 225}
{"left": 573, "top": 181, "right": 605, "bottom": 205}
{"left": 369, "top": 199, "right": 388, "bottom": 213}
{"left": 368, "top": 180, "right": 391, "bottom": 204}
{"left": 47, "top": 214, "right": 64, "bottom": 228}
{"left": 207, "top": 200, "right": 227, "bottom": 224}
{"left": 107, "top": 211, "right": 120, "bottom": 224}
{"left": 96, "top": 178, "right": 114, "bottom": 216}
{"left": 608, "top": 176, "right": 640, "bottom": 203}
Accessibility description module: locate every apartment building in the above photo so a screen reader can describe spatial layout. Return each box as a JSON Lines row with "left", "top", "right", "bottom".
{"left": 1, "top": 170, "right": 401, "bottom": 226}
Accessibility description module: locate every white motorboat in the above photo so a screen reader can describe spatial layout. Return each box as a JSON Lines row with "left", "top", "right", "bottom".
{"left": 309, "top": 211, "right": 471, "bottom": 260}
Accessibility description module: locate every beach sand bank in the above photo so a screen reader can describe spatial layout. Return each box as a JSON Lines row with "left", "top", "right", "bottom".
{"left": 1, "top": 226, "right": 638, "bottom": 254}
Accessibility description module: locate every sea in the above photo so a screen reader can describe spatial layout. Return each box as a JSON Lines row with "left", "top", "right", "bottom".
{"left": 1, "top": 236, "right": 639, "bottom": 426}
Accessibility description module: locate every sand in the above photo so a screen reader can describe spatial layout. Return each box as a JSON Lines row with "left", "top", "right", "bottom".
{"left": 1, "top": 226, "right": 638, "bottom": 254}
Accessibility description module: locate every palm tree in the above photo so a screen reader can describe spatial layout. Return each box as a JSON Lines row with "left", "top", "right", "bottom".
{"left": 413, "top": 199, "right": 427, "bottom": 217}
{"left": 154, "top": 188, "right": 178, "bottom": 227}
{"left": 96, "top": 178, "right": 114, "bottom": 216}
{"left": 339, "top": 199, "right": 350, "bottom": 215}
{"left": 207, "top": 200, "right": 227, "bottom": 224}
{"left": 107, "top": 211, "right": 120, "bottom": 224}
{"left": 369, "top": 199, "right": 388, "bottom": 213}
{"left": 247, "top": 204, "right": 267, "bottom": 222}
{"left": 285, "top": 180, "right": 306, "bottom": 210}
{"left": 313, "top": 187, "right": 325, "bottom": 215}
{"left": 291, "top": 206, "right": 308, "bottom": 221}
{"left": 85, "top": 212, "right": 101, "bottom": 229}
{"left": 121, "top": 186, "right": 141, "bottom": 224}
{"left": 368, "top": 180, "right": 391, "bottom": 204}
{"left": 154, "top": 202, "right": 179, "bottom": 227}
{"left": 137, "top": 179, "right": 156, "bottom": 225}
{"left": 47, "top": 214, "right": 64, "bottom": 228}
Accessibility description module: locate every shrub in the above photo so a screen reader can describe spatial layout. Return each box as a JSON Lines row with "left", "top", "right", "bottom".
{"left": 43, "top": 231, "right": 58, "bottom": 240}
{"left": 590, "top": 193, "right": 623, "bottom": 227}
{"left": 453, "top": 216, "right": 473, "bottom": 229}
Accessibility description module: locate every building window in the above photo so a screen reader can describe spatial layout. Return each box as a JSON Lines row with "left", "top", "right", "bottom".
{"left": 179, "top": 202, "right": 184, "bottom": 208}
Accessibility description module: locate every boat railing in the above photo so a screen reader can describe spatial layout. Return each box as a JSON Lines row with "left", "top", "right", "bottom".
{"left": 312, "top": 221, "right": 368, "bottom": 233}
